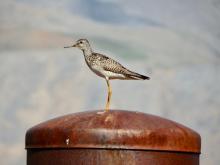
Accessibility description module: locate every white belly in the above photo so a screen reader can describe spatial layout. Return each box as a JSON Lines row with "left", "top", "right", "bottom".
{"left": 102, "top": 70, "right": 126, "bottom": 79}
{"left": 89, "top": 65, "right": 125, "bottom": 79}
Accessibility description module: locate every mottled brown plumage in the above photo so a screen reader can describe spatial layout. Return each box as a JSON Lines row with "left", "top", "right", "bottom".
{"left": 64, "top": 39, "right": 150, "bottom": 111}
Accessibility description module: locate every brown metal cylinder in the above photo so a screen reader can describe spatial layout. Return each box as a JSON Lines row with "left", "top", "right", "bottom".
{"left": 25, "top": 110, "right": 201, "bottom": 165}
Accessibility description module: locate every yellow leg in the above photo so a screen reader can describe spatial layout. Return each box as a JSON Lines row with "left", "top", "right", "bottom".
{"left": 105, "top": 78, "right": 112, "bottom": 112}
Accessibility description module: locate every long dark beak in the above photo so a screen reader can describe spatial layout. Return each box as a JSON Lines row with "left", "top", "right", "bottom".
{"left": 64, "top": 44, "right": 76, "bottom": 48}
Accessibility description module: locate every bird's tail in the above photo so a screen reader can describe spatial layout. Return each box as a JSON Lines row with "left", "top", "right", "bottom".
{"left": 127, "top": 72, "right": 150, "bottom": 80}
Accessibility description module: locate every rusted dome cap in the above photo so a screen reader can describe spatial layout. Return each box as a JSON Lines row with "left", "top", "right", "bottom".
{"left": 25, "top": 110, "right": 201, "bottom": 153}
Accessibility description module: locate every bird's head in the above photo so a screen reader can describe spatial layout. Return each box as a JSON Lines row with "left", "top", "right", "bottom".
{"left": 64, "top": 39, "right": 90, "bottom": 51}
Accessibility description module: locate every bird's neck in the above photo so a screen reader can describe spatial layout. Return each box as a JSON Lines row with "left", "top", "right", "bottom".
{"left": 82, "top": 47, "right": 93, "bottom": 57}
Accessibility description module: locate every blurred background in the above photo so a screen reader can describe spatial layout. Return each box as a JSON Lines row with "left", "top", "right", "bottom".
{"left": 0, "top": 0, "right": 220, "bottom": 164}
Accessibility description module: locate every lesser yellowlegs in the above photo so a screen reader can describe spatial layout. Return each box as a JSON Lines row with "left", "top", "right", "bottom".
{"left": 64, "top": 39, "right": 150, "bottom": 111}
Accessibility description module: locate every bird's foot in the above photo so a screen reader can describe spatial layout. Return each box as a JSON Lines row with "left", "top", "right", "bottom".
{"left": 97, "top": 111, "right": 105, "bottom": 115}
{"left": 96, "top": 107, "right": 109, "bottom": 115}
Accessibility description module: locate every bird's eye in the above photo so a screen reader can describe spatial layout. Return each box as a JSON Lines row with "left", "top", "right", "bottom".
{"left": 79, "top": 41, "right": 83, "bottom": 44}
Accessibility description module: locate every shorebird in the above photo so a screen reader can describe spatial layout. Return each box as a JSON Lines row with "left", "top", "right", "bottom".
{"left": 64, "top": 39, "right": 150, "bottom": 111}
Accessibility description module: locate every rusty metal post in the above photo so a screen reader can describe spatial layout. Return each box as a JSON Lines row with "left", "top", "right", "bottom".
{"left": 25, "top": 110, "right": 201, "bottom": 165}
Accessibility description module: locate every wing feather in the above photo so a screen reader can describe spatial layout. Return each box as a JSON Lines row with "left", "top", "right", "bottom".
{"left": 91, "top": 53, "right": 131, "bottom": 75}
{"left": 90, "top": 53, "right": 149, "bottom": 80}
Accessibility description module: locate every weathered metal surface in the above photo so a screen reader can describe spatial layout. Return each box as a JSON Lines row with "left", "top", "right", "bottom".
{"left": 26, "top": 110, "right": 201, "bottom": 153}
{"left": 27, "top": 149, "right": 199, "bottom": 165}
